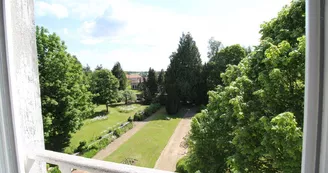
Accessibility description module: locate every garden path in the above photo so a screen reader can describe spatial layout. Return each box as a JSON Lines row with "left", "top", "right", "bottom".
{"left": 154, "top": 108, "right": 196, "bottom": 172}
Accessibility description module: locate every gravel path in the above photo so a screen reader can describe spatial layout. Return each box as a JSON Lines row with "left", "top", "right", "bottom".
{"left": 154, "top": 108, "right": 196, "bottom": 172}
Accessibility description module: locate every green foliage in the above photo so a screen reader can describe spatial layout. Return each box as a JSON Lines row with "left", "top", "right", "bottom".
{"left": 133, "top": 103, "right": 161, "bottom": 121}
{"left": 119, "top": 90, "right": 137, "bottom": 105}
{"left": 176, "top": 156, "right": 188, "bottom": 173}
{"left": 133, "top": 111, "right": 145, "bottom": 121}
{"left": 67, "top": 104, "right": 146, "bottom": 151}
{"left": 112, "top": 62, "right": 128, "bottom": 90}
{"left": 75, "top": 141, "right": 87, "bottom": 153}
{"left": 79, "top": 122, "right": 133, "bottom": 158}
{"left": 36, "top": 26, "right": 94, "bottom": 152}
{"left": 157, "top": 69, "right": 165, "bottom": 94}
{"left": 105, "top": 109, "right": 185, "bottom": 168}
{"left": 185, "top": 1, "right": 305, "bottom": 172}
{"left": 141, "top": 77, "right": 152, "bottom": 104}
{"left": 147, "top": 68, "right": 158, "bottom": 97}
{"left": 114, "top": 128, "right": 123, "bottom": 137}
{"left": 48, "top": 166, "right": 61, "bottom": 173}
{"left": 260, "top": 0, "right": 305, "bottom": 45}
{"left": 165, "top": 33, "right": 202, "bottom": 113}
{"left": 91, "top": 68, "right": 119, "bottom": 104}
{"left": 206, "top": 44, "right": 246, "bottom": 90}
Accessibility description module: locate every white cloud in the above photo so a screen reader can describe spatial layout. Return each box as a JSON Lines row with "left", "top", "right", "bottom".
{"left": 39, "top": 0, "right": 292, "bottom": 70}
{"left": 80, "top": 38, "right": 104, "bottom": 45}
{"left": 45, "top": 0, "right": 112, "bottom": 20}
{"left": 63, "top": 28, "right": 69, "bottom": 35}
{"left": 35, "top": 1, "right": 68, "bottom": 19}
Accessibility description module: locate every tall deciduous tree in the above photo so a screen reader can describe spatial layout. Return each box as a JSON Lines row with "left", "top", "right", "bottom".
{"left": 186, "top": 0, "right": 305, "bottom": 172}
{"left": 206, "top": 44, "right": 246, "bottom": 90}
{"left": 91, "top": 68, "right": 119, "bottom": 105}
{"left": 36, "top": 26, "right": 94, "bottom": 152}
{"left": 112, "top": 62, "right": 128, "bottom": 90}
{"left": 165, "top": 33, "right": 202, "bottom": 113}
{"left": 120, "top": 90, "right": 137, "bottom": 104}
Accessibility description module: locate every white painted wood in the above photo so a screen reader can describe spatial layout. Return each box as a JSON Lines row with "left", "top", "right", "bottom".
{"left": 319, "top": 0, "right": 328, "bottom": 172}
{"left": 0, "top": 0, "right": 19, "bottom": 172}
{"left": 29, "top": 150, "right": 174, "bottom": 173}
{"left": 0, "top": 0, "right": 46, "bottom": 172}
{"left": 302, "top": 0, "right": 328, "bottom": 173}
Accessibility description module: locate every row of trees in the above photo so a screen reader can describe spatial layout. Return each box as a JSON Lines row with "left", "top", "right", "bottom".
{"left": 140, "top": 68, "right": 165, "bottom": 104}
{"left": 174, "top": 0, "right": 305, "bottom": 172}
{"left": 36, "top": 27, "right": 136, "bottom": 152}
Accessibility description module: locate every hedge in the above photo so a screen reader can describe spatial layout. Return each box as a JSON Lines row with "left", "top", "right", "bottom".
{"left": 133, "top": 103, "right": 161, "bottom": 121}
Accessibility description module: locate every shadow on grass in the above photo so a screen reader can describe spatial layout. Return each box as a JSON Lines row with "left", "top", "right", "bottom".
{"left": 136, "top": 107, "right": 197, "bottom": 123}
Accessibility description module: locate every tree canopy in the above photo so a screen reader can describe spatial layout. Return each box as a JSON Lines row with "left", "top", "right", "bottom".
{"left": 146, "top": 68, "right": 158, "bottom": 97}
{"left": 165, "top": 33, "right": 202, "bottom": 113}
{"left": 36, "top": 26, "right": 94, "bottom": 152}
{"left": 112, "top": 62, "right": 128, "bottom": 90}
{"left": 119, "top": 89, "right": 137, "bottom": 105}
{"left": 206, "top": 44, "right": 246, "bottom": 91}
{"left": 185, "top": 0, "right": 305, "bottom": 172}
{"left": 90, "top": 68, "right": 119, "bottom": 104}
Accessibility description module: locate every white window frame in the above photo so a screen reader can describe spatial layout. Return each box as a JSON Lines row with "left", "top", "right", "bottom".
{"left": 302, "top": 0, "right": 328, "bottom": 172}
{"left": 0, "top": 0, "right": 327, "bottom": 172}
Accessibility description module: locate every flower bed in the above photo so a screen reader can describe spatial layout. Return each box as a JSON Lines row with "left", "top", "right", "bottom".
{"left": 117, "top": 105, "right": 137, "bottom": 113}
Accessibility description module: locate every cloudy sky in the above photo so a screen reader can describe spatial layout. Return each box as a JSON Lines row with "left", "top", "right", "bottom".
{"left": 35, "top": 0, "right": 291, "bottom": 71}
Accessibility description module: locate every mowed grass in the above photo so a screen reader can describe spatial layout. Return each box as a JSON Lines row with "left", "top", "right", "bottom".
{"left": 65, "top": 104, "right": 147, "bottom": 153}
{"left": 104, "top": 108, "right": 186, "bottom": 168}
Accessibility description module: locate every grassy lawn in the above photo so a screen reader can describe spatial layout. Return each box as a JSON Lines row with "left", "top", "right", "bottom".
{"left": 65, "top": 103, "right": 147, "bottom": 153}
{"left": 132, "top": 89, "right": 142, "bottom": 95}
{"left": 104, "top": 108, "right": 186, "bottom": 168}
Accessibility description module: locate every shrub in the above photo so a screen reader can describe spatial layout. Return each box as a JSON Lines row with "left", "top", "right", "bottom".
{"left": 108, "top": 129, "right": 113, "bottom": 133}
{"left": 128, "top": 116, "right": 133, "bottom": 122}
{"left": 82, "top": 137, "right": 112, "bottom": 158}
{"left": 48, "top": 166, "right": 61, "bottom": 173}
{"left": 75, "top": 141, "right": 87, "bottom": 153}
{"left": 133, "top": 111, "right": 144, "bottom": 121}
{"left": 133, "top": 104, "right": 161, "bottom": 121}
{"left": 82, "top": 148, "right": 98, "bottom": 158}
{"left": 114, "top": 128, "right": 123, "bottom": 137}
{"left": 176, "top": 156, "right": 188, "bottom": 173}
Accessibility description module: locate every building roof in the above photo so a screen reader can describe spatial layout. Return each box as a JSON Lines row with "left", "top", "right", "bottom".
{"left": 126, "top": 74, "right": 142, "bottom": 79}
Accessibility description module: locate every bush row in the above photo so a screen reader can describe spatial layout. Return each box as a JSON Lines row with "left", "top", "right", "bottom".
{"left": 133, "top": 103, "right": 161, "bottom": 121}
{"left": 76, "top": 122, "right": 134, "bottom": 158}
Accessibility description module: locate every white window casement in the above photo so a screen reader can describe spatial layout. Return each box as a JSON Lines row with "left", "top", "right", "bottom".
{"left": 302, "top": 0, "right": 328, "bottom": 173}
{"left": 0, "top": 0, "right": 327, "bottom": 173}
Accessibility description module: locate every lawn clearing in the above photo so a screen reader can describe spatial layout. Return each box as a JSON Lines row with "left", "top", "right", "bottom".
{"left": 104, "top": 108, "right": 186, "bottom": 168}
{"left": 65, "top": 103, "right": 147, "bottom": 153}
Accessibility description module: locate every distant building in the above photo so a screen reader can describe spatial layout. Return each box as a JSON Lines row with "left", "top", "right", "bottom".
{"left": 126, "top": 74, "right": 146, "bottom": 90}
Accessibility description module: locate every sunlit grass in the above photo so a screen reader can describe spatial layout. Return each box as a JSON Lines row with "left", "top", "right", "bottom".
{"left": 65, "top": 103, "right": 147, "bottom": 153}
{"left": 104, "top": 108, "right": 186, "bottom": 168}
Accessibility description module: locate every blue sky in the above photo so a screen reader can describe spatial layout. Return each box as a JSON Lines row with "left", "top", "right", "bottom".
{"left": 35, "top": 0, "right": 291, "bottom": 71}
